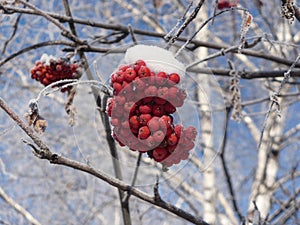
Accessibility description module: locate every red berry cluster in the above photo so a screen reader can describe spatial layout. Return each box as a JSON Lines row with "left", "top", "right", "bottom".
{"left": 217, "top": 0, "right": 238, "bottom": 10}
{"left": 107, "top": 60, "right": 197, "bottom": 167}
{"left": 30, "top": 57, "right": 81, "bottom": 92}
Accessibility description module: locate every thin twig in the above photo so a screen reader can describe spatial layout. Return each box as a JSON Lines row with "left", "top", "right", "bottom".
{"left": 0, "top": 40, "right": 75, "bottom": 68}
{"left": 123, "top": 153, "right": 142, "bottom": 204}
{"left": 92, "top": 31, "right": 128, "bottom": 45}
{"left": 175, "top": 7, "right": 249, "bottom": 57}
{"left": 33, "top": 79, "right": 111, "bottom": 104}
{"left": 1, "top": 10, "right": 23, "bottom": 55}
{"left": 257, "top": 53, "right": 300, "bottom": 152}
{"left": 219, "top": 108, "right": 243, "bottom": 220}
{"left": 166, "top": 0, "right": 205, "bottom": 48}
{"left": 186, "top": 45, "right": 238, "bottom": 69}
{"left": 154, "top": 176, "right": 162, "bottom": 202}
{"left": 0, "top": 186, "right": 42, "bottom": 225}
{"left": 128, "top": 25, "right": 137, "bottom": 45}
{"left": 164, "top": 1, "right": 193, "bottom": 41}
{"left": 187, "top": 67, "right": 300, "bottom": 79}
{"left": 16, "top": 0, "right": 85, "bottom": 45}
{"left": 3, "top": 5, "right": 300, "bottom": 68}
{"left": 130, "top": 153, "right": 142, "bottom": 187}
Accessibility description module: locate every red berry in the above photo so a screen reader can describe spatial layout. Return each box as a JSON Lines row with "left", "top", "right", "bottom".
{"left": 139, "top": 114, "right": 152, "bottom": 126}
{"left": 125, "top": 136, "right": 139, "bottom": 148}
{"left": 56, "top": 64, "right": 62, "bottom": 72}
{"left": 167, "top": 133, "right": 178, "bottom": 146}
{"left": 124, "top": 68, "right": 137, "bottom": 82}
{"left": 153, "top": 147, "right": 169, "bottom": 162}
{"left": 178, "top": 89, "right": 187, "bottom": 101}
{"left": 138, "top": 66, "right": 151, "bottom": 78}
{"left": 115, "top": 71, "right": 125, "bottom": 83}
{"left": 174, "top": 124, "right": 183, "bottom": 138}
{"left": 139, "top": 104, "right": 152, "bottom": 114}
{"left": 183, "top": 126, "right": 197, "bottom": 141}
{"left": 153, "top": 130, "right": 165, "bottom": 143}
{"left": 115, "top": 95, "right": 126, "bottom": 105}
{"left": 168, "top": 73, "right": 180, "bottom": 84}
{"left": 157, "top": 87, "right": 169, "bottom": 100}
{"left": 217, "top": 0, "right": 237, "bottom": 10}
{"left": 42, "top": 78, "right": 50, "bottom": 86}
{"left": 131, "top": 127, "right": 139, "bottom": 134}
{"left": 106, "top": 98, "right": 115, "bottom": 117}
{"left": 121, "top": 120, "right": 130, "bottom": 129}
{"left": 136, "top": 60, "right": 146, "bottom": 67}
{"left": 110, "top": 118, "right": 119, "bottom": 126}
{"left": 45, "top": 72, "right": 52, "bottom": 80}
{"left": 144, "top": 85, "right": 157, "bottom": 96}
{"left": 129, "top": 115, "right": 140, "bottom": 129}
{"left": 119, "top": 128, "right": 130, "bottom": 138}
{"left": 163, "top": 101, "right": 176, "bottom": 114}
{"left": 113, "top": 82, "right": 122, "bottom": 95}
{"left": 132, "top": 77, "right": 146, "bottom": 91}
{"left": 119, "top": 64, "right": 131, "bottom": 72}
{"left": 145, "top": 135, "right": 156, "bottom": 148}
{"left": 154, "top": 97, "right": 166, "bottom": 105}
{"left": 172, "top": 96, "right": 184, "bottom": 107}
{"left": 138, "top": 126, "right": 151, "bottom": 139}
{"left": 124, "top": 101, "right": 135, "bottom": 113}
{"left": 217, "top": 2, "right": 230, "bottom": 9}
{"left": 152, "top": 105, "right": 165, "bottom": 117}
{"left": 159, "top": 115, "right": 172, "bottom": 130}
{"left": 133, "top": 60, "right": 146, "bottom": 72}
{"left": 156, "top": 71, "right": 168, "bottom": 86}
{"left": 122, "top": 81, "right": 129, "bottom": 89}
{"left": 143, "top": 97, "right": 153, "bottom": 104}
{"left": 182, "top": 141, "right": 195, "bottom": 151}
{"left": 147, "top": 116, "right": 160, "bottom": 133}
{"left": 167, "top": 144, "right": 177, "bottom": 153}
{"left": 168, "top": 86, "right": 179, "bottom": 99}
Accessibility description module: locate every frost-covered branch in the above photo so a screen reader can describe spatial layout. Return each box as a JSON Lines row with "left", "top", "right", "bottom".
{"left": 3, "top": 4, "right": 300, "bottom": 68}
{"left": 0, "top": 186, "right": 42, "bottom": 225}
{"left": 0, "top": 40, "right": 76, "bottom": 67}
{"left": 0, "top": 97, "right": 210, "bottom": 225}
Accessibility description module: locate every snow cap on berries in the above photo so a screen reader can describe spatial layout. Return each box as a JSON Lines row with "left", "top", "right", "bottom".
{"left": 124, "top": 45, "right": 185, "bottom": 77}
{"left": 40, "top": 53, "right": 57, "bottom": 65}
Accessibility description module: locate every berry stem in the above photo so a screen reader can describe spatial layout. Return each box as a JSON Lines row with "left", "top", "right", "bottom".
{"left": 123, "top": 152, "right": 142, "bottom": 204}
{"left": 34, "top": 79, "right": 111, "bottom": 103}
{"left": 130, "top": 152, "right": 142, "bottom": 187}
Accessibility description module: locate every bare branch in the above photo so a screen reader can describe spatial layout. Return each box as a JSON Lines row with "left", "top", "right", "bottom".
{"left": 166, "top": 0, "right": 206, "bottom": 47}
{"left": 0, "top": 40, "right": 76, "bottom": 68}
{"left": 2, "top": 5, "right": 300, "bottom": 68}
{"left": 0, "top": 97, "right": 50, "bottom": 154}
{"left": 16, "top": 0, "right": 86, "bottom": 45}
{"left": 1, "top": 9, "right": 23, "bottom": 55}
{"left": 257, "top": 53, "right": 300, "bottom": 154}
{"left": 219, "top": 109, "right": 243, "bottom": 220}
{"left": 0, "top": 97, "right": 209, "bottom": 225}
{"left": 0, "top": 186, "right": 42, "bottom": 225}
{"left": 281, "top": 123, "right": 300, "bottom": 142}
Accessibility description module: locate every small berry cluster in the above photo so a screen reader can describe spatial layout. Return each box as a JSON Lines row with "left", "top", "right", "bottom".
{"left": 107, "top": 60, "right": 197, "bottom": 167}
{"left": 30, "top": 54, "right": 81, "bottom": 92}
{"left": 217, "top": 0, "right": 238, "bottom": 10}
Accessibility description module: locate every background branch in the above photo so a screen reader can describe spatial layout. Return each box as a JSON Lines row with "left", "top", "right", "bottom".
{"left": 0, "top": 186, "right": 42, "bottom": 225}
